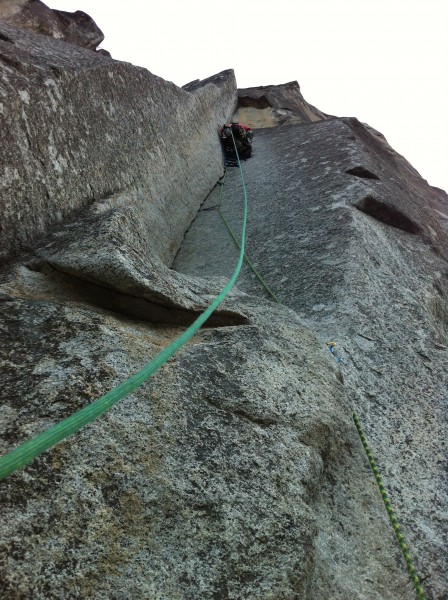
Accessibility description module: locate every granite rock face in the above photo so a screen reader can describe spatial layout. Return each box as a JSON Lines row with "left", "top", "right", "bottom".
{"left": 0, "top": 0, "right": 105, "bottom": 50}
{"left": 1, "top": 5, "right": 448, "bottom": 600}
{"left": 0, "top": 292, "right": 378, "bottom": 599}
{"left": 0, "top": 21, "right": 238, "bottom": 322}
{"left": 0, "top": 22, "right": 236, "bottom": 265}
{"left": 175, "top": 118, "right": 448, "bottom": 598}
{"left": 233, "top": 81, "right": 330, "bottom": 129}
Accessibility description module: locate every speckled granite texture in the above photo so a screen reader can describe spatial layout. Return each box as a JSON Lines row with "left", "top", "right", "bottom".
{"left": 1, "top": 3, "right": 448, "bottom": 598}
{"left": 175, "top": 118, "right": 448, "bottom": 598}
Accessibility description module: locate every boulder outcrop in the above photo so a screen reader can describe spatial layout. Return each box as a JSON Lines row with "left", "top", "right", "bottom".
{"left": 0, "top": 0, "right": 105, "bottom": 50}
{"left": 1, "top": 4, "right": 447, "bottom": 600}
{"left": 233, "top": 81, "right": 330, "bottom": 129}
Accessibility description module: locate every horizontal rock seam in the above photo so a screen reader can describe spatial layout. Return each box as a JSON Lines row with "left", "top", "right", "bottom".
{"left": 0, "top": 135, "right": 248, "bottom": 481}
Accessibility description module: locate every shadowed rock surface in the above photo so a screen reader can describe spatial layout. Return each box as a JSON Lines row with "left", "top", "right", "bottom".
{"left": 1, "top": 4, "right": 447, "bottom": 600}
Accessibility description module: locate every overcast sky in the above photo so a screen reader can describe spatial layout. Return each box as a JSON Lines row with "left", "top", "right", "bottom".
{"left": 49, "top": 0, "right": 448, "bottom": 193}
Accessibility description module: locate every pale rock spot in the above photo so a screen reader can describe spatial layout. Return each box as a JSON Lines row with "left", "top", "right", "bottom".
{"left": 19, "top": 90, "right": 30, "bottom": 104}
{"left": 44, "top": 78, "right": 63, "bottom": 111}
{"left": 3, "top": 166, "right": 20, "bottom": 183}
{"left": 434, "top": 209, "right": 448, "bottom": 220}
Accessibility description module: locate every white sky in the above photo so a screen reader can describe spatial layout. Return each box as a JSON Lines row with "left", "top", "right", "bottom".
{"left": 49, "top": 0, "right": 448, "bottom": 193}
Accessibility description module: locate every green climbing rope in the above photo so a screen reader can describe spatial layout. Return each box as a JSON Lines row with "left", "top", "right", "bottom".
{"left": 0, "top": 133, "right": 248, "bottom": 481}
{"left": 217, "top": 167, "right": 427, "bottom": 599}
{"left": 353, "top": 412, "right": 427, "bottom": 600}
{"left": 217, "top": 177, "right": 281, "bottom": 304}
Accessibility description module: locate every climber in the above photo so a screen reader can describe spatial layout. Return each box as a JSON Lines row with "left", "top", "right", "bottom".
{"left": 220, "top": 122, "right": 253, "bottom": 166}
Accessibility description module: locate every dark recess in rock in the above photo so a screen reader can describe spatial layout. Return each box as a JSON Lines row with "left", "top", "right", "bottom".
{"left": 237, "top": 94, "right": 271, "bottom": 109}
{"left": 23, "top": 261, "right": 249, "bottom": 327}
{"left": 346, "top": 166, "right": 380, "bottom": 180}
{"left": 354, "top": 196, "right": 421, "bottom": 234}
{"left": 0, "top": 32, "right": 14, "bottom": 43}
